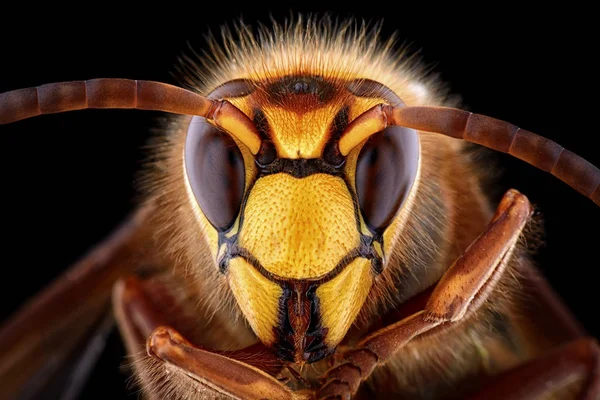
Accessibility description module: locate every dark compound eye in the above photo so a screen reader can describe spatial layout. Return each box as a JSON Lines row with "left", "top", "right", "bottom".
{"left": 355, "top": 126, "right": 419, "bottom": 232}
{"left": 185, "top": 117, "right": 245, "bottom": 231}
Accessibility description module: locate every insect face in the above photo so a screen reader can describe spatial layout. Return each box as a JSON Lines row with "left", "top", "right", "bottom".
{"left": 181, "top": 75, "right": 420, "bottom": 362}
{"left": 2, "top": 19, "right": 599, "bottom": 400}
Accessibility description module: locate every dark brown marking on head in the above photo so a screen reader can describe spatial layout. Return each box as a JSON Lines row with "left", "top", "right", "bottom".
{"left": 253, "top": 108, "right": 277, "bottom": 166}
{"left": 346, "top": 79, "right": 405, "bottom": 106}
{"left": 264, "top": 75, "right": 337, "bottom": 105}
{"left": 257, "top": 158, "right": 344, "bottom": 178}
{"left": 274, "top": 282, "right": 331, "bottom": 363}
{"left": 208, "top": 78, "right": 256, "bottom": 100}
{"left": 253, "top": 108, "right": 270, "bottom": 139}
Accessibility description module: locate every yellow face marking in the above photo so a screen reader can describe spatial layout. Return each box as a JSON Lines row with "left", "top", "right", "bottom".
{"left": 239, "top": 173, "right": 359, "bottom": 279}
{"left": 217, "top": 243, "right": 227, "bottom": 261}
{"left": 373, "top": 241, "right": 383, "bottom": 259}
{"left": 261, "top": 105, "right": 340, "bottom": 159}
{"left": 213, "top": 101, "right": 262, "bottom": 154}
{"left": 224, "top": 216, "right": 240, "bottom": 239}
{"left": 316, "top": 258, "right": 372, "bottom": 347}
{"left": 227, "top": 258, "right": 282, "bottom": 345}
{"left": 227, "top": 85, "right": 385, "bottom": 161}
{"left": 338, "top": 108, "right": 387, "bottom": 156}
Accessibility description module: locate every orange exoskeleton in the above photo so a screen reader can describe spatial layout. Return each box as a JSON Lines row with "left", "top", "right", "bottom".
{"left": 0, "top": 18, "right": 598, "bottom": 400}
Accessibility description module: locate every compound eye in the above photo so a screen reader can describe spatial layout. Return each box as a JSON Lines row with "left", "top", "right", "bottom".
{"left": 355, "top": 126, "right": 419, "bottom": 232}
{"left": 185, "top": 116, "right": 245, "bottom": 231}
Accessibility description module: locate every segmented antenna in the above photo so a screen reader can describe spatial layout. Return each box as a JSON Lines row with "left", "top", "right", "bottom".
{"left": 339, "top": 105, "right": 600, "bottom": 206}
{"left": 1, "top": 80, "right": 598, "bottom": 205}
{"left": 0, "top": 79, "right": 261, "bottom": 154}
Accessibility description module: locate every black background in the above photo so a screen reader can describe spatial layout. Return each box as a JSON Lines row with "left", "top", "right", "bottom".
{"left": 1, "top": 6, "right": 599, "bottom": 399}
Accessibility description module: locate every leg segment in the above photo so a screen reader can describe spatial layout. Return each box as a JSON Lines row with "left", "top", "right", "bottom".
{"left": 148, "top": 327, "right": 298, "bottom": 400}
{"left": 465, "top": 338, "right": 600, "bottom": 400}
{"left": 113, "top": 276, "right": 305, "bottom": 400}
{"left": 0, "top": 204, "right": 156, "bottom": 399}
{"left": 316, "top": 189, "right": 532, "bottom": 399}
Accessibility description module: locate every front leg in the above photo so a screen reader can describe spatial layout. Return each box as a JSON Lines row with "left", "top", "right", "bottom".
{"left": 147, "top": 327, "right": 303, "bottom": 400}
{"left": 465, "top": 337, "right": 600, "bottom": 400}
{"left": 113, "top": 276, "right": 307, "bottom": 400}
{"left": 0, "top": 204, "right": 157, "bottom": 399}
{"left": 317, "top": 189, "right": 533, "bottom": 399}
